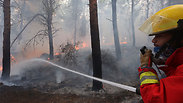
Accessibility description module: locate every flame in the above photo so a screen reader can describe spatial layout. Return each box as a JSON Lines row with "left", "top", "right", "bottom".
{"left": 55, "top": 52, "right": 60, "bottom": 56}
{"left": 0, "top": 55, "right": 16, "bottom": 72}
{"left": 120, "top": 41, "right": 128, "bottom": 44}
{"left": 75, "top": 46, "right": 80, "bottom": 50}
{"left": 74, "top": 42, "right": 89, "bottom": 50}
{"left": 0, "top": 65, "right": 2, "bottom": 71}
{"left": 14, "top": 8, "right": 19, "bottom": 13}
{"left": 81, "top": 42, "right": 88, "bottom": 48}
{"left": 11, "top": 55, "right": 16, "bottom": 63}
{"left": 80, "top": 42, "right": 89, "bottom": 49}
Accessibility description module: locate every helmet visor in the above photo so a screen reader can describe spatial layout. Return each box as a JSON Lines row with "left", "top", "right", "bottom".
{"left": 139, "top": 15, "right": 178, "bottom": 35}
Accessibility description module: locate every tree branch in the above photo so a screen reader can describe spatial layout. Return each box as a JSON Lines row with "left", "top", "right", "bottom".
{"left": 24, "top": 30, "right": 47, "bottom": 50}
{"left": 11, "top": 13, "right": 46, "bottom": 48}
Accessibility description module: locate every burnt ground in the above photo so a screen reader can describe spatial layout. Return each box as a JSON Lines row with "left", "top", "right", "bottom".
{"left": 0, "top": 82, "right": 141, "bottom": 103}
{"left": 0, "top": 64, "right": 141, "bottom": 103}
{"left": 0, "top": 47, "right": 142, "bottom": 103}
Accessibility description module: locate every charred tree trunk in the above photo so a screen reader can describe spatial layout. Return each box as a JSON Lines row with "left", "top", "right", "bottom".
{"left": 1, "top": 0, "right": 11, "bottom": 80}
{"left": 47, "top": 15, "right": 54, "bottom": 60}
{"left": 47, "top": 10, "right": 54, "bottom": 60}
{"left": 45, "top": 0, "right": 54, "bottom": 60}
{"left": 89, "top": 0, "right": 103, "bottom": 91}
{"left": 131, "top": 0, "right": 135, "bottom": 47}
{"left": 0, "top": 12, "right": 4, "bottom": 47}
{"left": 112, "top": 0, "right": 122, "bottom": 60}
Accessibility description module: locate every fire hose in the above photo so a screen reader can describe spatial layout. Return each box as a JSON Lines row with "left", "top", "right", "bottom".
{"left": 34, "top": 59, "right": 138, "bottom": 94}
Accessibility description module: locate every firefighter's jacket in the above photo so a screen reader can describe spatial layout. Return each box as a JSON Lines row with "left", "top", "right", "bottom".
{"left": 140, "top": 47, "right": 183, "bottom": 103}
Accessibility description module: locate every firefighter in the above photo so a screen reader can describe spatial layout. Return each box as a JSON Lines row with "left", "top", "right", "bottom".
{"left": 138, "top": 5, "right": 183, "bottom": 103}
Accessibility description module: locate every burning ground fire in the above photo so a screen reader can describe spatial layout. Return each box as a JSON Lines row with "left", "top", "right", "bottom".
{"left": 0, "top": 65, "right": 2, "bottom": 71}
{"left": 0, "top": 41, "right": 124, "bottom": 72}
{"left": 75, "top": 42, "right": 89, "bottom": 50}
{"left": 55, "top": 52, "right": 60, "bottom": 56}
{"left": 0, "top": 55, "right": 16, "bottom": 72}
{"left": 120, "top": 41, "right": 128, "bottom": 45}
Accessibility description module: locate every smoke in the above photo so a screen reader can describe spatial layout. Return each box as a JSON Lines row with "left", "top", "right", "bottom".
{"left": 0, "top": 0, "right": 164, "bottom": 91}
{"left": 55, "top": 70, "right": 65, "bottom": 83}
{"left": 10, "top": 59, "right": 65, "bottom": 86}
{"left": 8, "top": 0, "right": 155, "bottom": 60}
{"left": 0, "top": 80, "right": 15, "bottom": 86}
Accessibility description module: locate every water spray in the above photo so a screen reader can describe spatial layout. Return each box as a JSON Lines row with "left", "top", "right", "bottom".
{"left": 32, "top": 58, "right": 136, "bottom": 93}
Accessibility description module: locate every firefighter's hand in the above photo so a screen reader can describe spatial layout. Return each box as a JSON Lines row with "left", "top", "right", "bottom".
{"left": 140, "top": 49, "right": 152, "bottom": 67}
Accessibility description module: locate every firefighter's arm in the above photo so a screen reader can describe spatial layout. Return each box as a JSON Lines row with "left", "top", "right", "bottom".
{"left": 138, "top": 49, "right": 159, "bottom": 86}
{"left": 138, "top": 49, "right": 160, "bottom": 103}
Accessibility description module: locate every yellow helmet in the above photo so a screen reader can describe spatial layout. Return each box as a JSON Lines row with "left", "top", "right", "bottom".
{"left": 139, "top": 4, "right": 183, "bottom": 36}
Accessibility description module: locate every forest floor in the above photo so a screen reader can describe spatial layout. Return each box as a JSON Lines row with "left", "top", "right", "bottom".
{"left": 0, "top": 47, "right": 142, "bottom": 103}
{"left": 0, "top": 81, "right": 141, "bottom": 103}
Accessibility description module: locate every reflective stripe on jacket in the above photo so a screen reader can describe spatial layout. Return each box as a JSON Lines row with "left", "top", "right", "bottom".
{"left": 140, "top": 47, "right": 183, "bottom": 103}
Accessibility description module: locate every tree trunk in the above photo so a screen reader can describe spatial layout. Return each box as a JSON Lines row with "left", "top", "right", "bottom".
{"left": 0, "top": 12, "right": 4, "bottom": 47}
{"left": 73, "top": 0, "right": 78, "bottom": 46}
{"left": 131, "top": 0, "right": 135, "bottom": 47}
{"left": 146, "top": 0, "right": 149, "bottom": 19}
{"left": 112, "top": 0, "right": 122, "bottom": 60}
{"left": 48, "top": 21, "right": 54, "bottom": 60}
{"left": 1, "top": 0, "right": 11, "bottom": 80}
{"left": 18, "top": 0, "right": 26, "bottom": 41}
{"left": 74, "top": 18, "right": 77, "bottom": 45}
{"left": 89, "top": 0, "right": 103, "bottom": 91}
{"left": 47, "top": 0, "right": 54, "bottom": 60}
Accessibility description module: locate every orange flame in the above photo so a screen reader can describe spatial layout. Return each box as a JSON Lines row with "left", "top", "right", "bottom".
{"left": 75, "top": 46, "right": 80, "bottom": 50}
{"left": 77, "top": 42, "right": 89, "bottom": 50}
{"left": 0, "top": 65, "right": 2, "bottom": 71}
{"left": 120, "top": 41, "right": 128, "bottom": 44}
{"left": 81, "top": 42, "right": 88, "bottom": 48}
{"left": 55, "top": 52, "right": 60, "bottom": 56}
{"left": 73, "top": 42, "right": 89, "bottom": 50}
{"left": 11, "top": 55, "right": 16, "bottom": 63}
{"left": 0, "top": 55, "right": 16, "bottom": 72}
